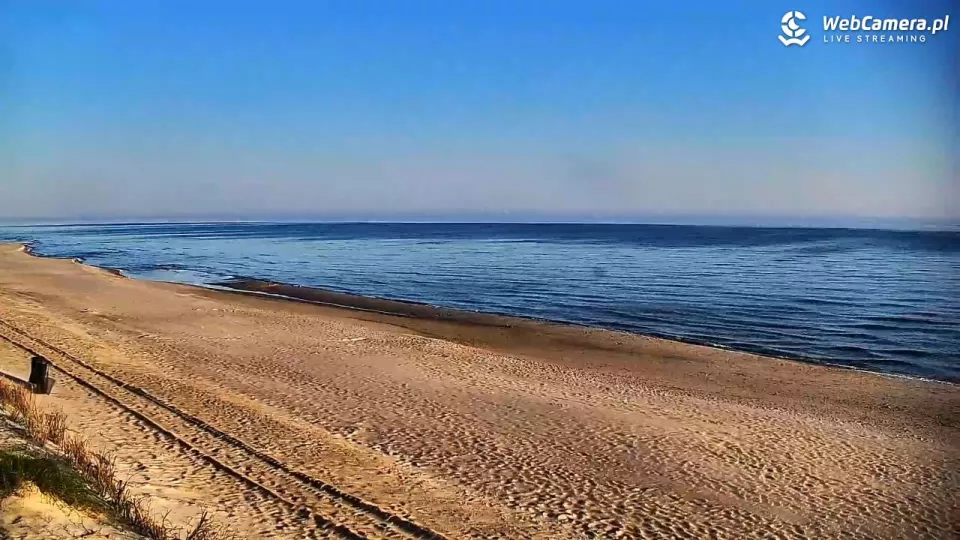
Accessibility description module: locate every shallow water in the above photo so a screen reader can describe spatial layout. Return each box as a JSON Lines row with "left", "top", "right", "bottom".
{"left": 3, "top": 222, "right": 958, "bottom": 382}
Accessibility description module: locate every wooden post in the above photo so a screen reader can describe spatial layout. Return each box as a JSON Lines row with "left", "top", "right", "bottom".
{"left": 29, "top": 355, "right": 51, "bottom": 394}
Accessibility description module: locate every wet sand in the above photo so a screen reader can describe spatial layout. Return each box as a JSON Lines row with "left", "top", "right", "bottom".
{"left": 0, "top": 243, "right": 956, "bottom": 538}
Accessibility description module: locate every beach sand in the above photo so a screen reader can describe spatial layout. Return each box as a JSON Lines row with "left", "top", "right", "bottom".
{"left": 0, "top": 243, "right": 956, "bottom": 539}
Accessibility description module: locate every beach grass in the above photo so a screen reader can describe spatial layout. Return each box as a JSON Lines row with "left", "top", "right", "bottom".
{"left": 0, "top": 448, "right": 103, "bottom": 510}
{"left": 0, "top": 378, "right": 229, "bottom": 540}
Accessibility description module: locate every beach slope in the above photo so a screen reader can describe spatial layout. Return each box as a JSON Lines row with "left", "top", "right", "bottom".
{"left": 0, "top": 243, "right": 956, "bottom": 539}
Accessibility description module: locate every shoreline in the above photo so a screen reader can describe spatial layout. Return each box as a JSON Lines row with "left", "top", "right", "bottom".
{"left": 213, "top": 277, "right": 956, "bottom": 387}
{"left": 17, "top": 241, "right": 956, "bottom": 386}
{"left": 19, "top": 241, "right": 127, "bottom": 277}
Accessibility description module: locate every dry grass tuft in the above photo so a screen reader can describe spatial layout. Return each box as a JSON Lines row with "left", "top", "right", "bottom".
{"left": 0, "top": 380, "right": 32, "bottom": 422}
{"left": 0, "top": 378, "right": 231, "bottom": 539}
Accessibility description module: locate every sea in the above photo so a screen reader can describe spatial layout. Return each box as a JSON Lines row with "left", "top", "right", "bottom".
{"left": 2, "top": 222, "right": 957, "bottom": 383}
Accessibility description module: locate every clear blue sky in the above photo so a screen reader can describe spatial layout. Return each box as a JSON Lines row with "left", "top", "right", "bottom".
{"left": 1, "top": 1, "right": 956, "bottom": 222}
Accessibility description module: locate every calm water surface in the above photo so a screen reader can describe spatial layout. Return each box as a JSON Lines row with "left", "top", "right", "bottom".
{"left": 2, "top": 222, "right": 957, "bottom": 382}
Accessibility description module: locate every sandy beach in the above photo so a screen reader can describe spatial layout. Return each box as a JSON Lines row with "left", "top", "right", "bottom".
{"left": 0, "top": 242, "right": 956, "bottom": 539}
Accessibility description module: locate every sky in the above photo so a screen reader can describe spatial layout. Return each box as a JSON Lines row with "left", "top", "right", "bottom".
{"left": 1, "top": 0, "right": 957, "bottom": 223}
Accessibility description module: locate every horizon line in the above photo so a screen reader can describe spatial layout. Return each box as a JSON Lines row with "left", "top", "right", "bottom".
{"left": 1, "top": 216, "right": 957, "bottom": 232}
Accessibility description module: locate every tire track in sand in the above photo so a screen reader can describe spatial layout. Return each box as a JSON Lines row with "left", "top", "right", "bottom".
{"left": 0, "top": 318, "right": 446, "bottom": 540}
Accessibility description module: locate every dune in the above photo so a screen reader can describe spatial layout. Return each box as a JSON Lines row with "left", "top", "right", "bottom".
{"left": 0, "top": 242, "right": 956, "bottom": 539}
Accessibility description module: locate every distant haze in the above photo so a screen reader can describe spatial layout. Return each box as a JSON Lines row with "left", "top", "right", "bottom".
{"left": 2, "top": 2, "right": 957, "bottom": 223}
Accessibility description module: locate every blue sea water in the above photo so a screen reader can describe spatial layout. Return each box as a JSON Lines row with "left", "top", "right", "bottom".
{"left": 2, "top": 222, "right": 958, "bottom": 382}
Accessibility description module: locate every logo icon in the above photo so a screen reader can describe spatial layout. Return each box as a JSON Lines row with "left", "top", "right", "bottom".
{"left": 780, "top": 11, "right": 811, "bottom": 46}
